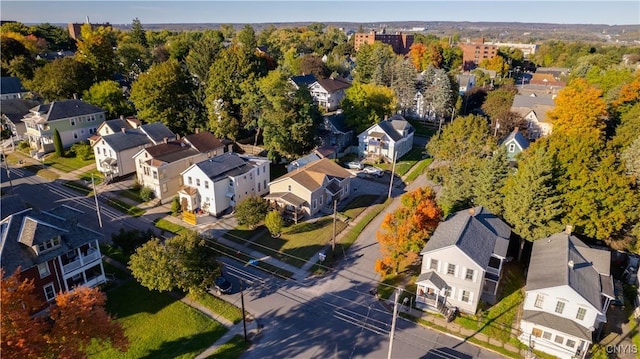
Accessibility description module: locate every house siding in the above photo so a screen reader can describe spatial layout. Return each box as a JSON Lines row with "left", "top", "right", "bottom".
{"left": 269, "top": 178, "right": 312, "bottom": 214}
{"left": 523, "top": 287, "right": 600, "bottom": 330}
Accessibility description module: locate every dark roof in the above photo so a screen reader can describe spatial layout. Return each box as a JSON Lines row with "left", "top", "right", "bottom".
{"left": 325, "top": 112, "right": 351, "bottom": 134}
{"left": 144, "top": 139, "right": 199, "bottom": 163}
{"left": 0, "top": 194, "right": 28, "bottom": 220}
{"left": 523, "top": 310, "right": 592, "bottom": 341}
{"left": 373, "top": 115, "right": 415, "bottom": 142}
{"left": 0, "top": 99, "right": 42, "bottom": 123}
{"left": 139, "top": 122, "right": 175, "bottom": 144}
{"left": 183, "top": 131, "right": 227, "bottom": 152}
{"left": 103, "top": 118, "right": 134, "bottom": 133}
{"left": 526, "top": 232, "right": 613, "bottom": 310}
{"left": 1, "top": 205, "right": 102, "bottom": 275}
{"left": 290, "top": 74, "right": 317, "bottom": 88}
{"left": 416, "top": 271, "right": 447, "bottom": 289}
{"left": 315, "top": 76, "right": 351, "bottom": 93}
{"left": 264, "top": 192, "right": 307, "bottom": 207}
{"left": 101, "top": 129, "right": 152, "bottom": 151}
{"left": 511, "top": 93, "right": 555, "bottom": 109}
{"left": 29, "top": 100, "right": 105, "bottom": 121}
{"left": 192, "top": 153, "right": 250, "bottom": 181}
{"left": 421, "top": 207, "right": 511, "bottom": 269}
{"left": 0, "top": 77, "right": 26, "bottom": 95}
{"left": 501, "top": 128, "right": 530, "bottom": 151}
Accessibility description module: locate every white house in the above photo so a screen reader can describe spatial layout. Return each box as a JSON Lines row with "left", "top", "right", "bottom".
{"left": 415, "top": 207, "right": 511, "bottom": 315}
{"left": 91, "top": 120, "right": 175, "bottom": 178}
{"left": 357, "top": 115, "right": 415, "bottom": 162}
{"left": 500, "top": 127, "right": 530, "bottom": 161}
{"left": 308, "top": 76, "right": 351, "bottom": 112}
{"left": 456, "top": 74, "right": 476, "bottom": 94}
{"left": 511, "top": 93, "right": 555, "bottom": 140}
{"left": 178, "top": 153, "right": 270, "bottom": 216}
{"left": 518, "top": 229, "right": 614, "bottom": 359}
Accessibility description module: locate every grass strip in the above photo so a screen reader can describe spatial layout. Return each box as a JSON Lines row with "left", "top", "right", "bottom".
{"left": 154, "top": 218, "right": 190, "bottom": 235}
{"left": 105, "top": 197, "right": 145, "bottom": 217}
{"left": 63, "top": 180, "right": 92, "bottom": 195}
{"left": 188, "top": 293, "right": 243, "bottom": 324}
{"left": 405, "top": 158, "right": 433, "bottom": 183}
{"left": 207, "top": 334, "right": 250, "bottom": 359}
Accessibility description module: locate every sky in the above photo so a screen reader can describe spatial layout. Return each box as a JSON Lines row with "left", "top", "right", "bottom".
{"left": 2, "top": 1, "right": 639, "bottom": 26}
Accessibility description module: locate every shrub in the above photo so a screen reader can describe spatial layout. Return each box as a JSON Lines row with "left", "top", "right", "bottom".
{"left": 18, "top": 140, "right": 30, "bottom": 151}
{"left": 171, "top": 196, "right": 181, "bottom": 215}
{"left": 235, "top": 196, "right": 268, "bottom": 229}
{"left": 70, "top": 141, "right": 92, "bottom": 160}
{"left": 111, "top": 228, "right": 156, "bottom": 256}
{"left": 139, "top": 186, "right": 154, "bottom": 202}
{"left": 265, "top": 210, "right": 284, "bottom": 237}
{"left": 53, "top": 129, "right": 63, "bottom": 157}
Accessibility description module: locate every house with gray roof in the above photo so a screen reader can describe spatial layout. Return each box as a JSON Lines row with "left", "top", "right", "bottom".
{"left": 415, "top": 206, "right": 511, "bottom": 314}
{"left": 518, "top": 229, "right": 614, "bottom": 359}
{"left": 92, "top": 120, "right": 175, "bottom": 178}
{"left": 319, "top": 111, "right": 354, "bottom": 156}
{"left": 1, "top": 98, "right": 42, "bottom": 140}
{"left": 0, "top": 204, "right": 106, "bottom": 305}
{"left": 178, "top": 153, "right": 270, "bottom": 216}
{"left": 456, "top": 74, "right": 476, "bottom": 94}
{"left": 22, "top": 99, "right": 106, "bottom": 154}
{"left": 289, "top": 74, "right": 318, "bottom": 89}
{"left": 0, "top": 77, "right": 28, "bottom": 100}
{"left": 500, "top": 127, "right": 530, "bottom": 160}
{"left": 511, "top": 93, "right": 555, "bottom": 140}
{"left": 357, "top": 114, "right": 415, "bottom": 162}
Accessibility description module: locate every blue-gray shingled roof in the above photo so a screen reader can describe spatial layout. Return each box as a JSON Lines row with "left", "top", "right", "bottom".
{"left": 0, "top": 99, "right": 41, "bottom": 122}
{"left": 192, "top": 153, "right": 250, "bottom": 181}
{"left": 375, "top": 115, "right": 415, "bottom": 142}
{"left": 290, "top": 74, "right": 317, "bottom": 88}
{"left": 325, "top": 112, "right": 351, "bottom": 134}
{"left": 501, "top": 129, "right": 530, "bottom": 150}
{"left": 421, "top": 206, "right": 511, "bottom": 269}
{"left": 526, "top": 233, "right": 612, "bottom": 311}
{"left": 511, "top": 93, "right": 555, "bottom": 109}
{"left": 1, "top": 205, "right": 102, "bottom": 276}
{"left": 101, "top": 129, "right": 152, "bottom": 151}
{"left": 1, "top": 77, "right": 26, "bottom": 95}
{"left": 139, "top": 122, "right": 175, "bottom": 143}
{"left": 30, "top": 100, "right": 105, "bottom": 121}
{"left": 102, "top": 118, "right": 134, "bottom": 133}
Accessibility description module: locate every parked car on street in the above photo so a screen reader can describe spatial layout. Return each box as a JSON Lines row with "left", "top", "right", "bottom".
{"left": 214, "top": 276, "right": 233, "bottom": 294}
{"left": 362, "top": 166, "right": 383, "bottom": 177}
{"left": 346, "top": 161, "right": 364, "bottom": 170}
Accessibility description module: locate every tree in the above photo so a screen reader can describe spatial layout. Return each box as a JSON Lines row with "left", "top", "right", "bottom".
{"left": 26, "top": 57, "right": 92, "bottom": 101}
{"left": 547, "top": 78, "right": 607, "bottom": 140}
{"left": 426, "top": 115, "right": 494, "bottom": 162}
{"left": 375, "top": 187, "right": 442, "bottom": 275}
{"left": 111, "top": 228, "right": 155, "bottom": 256}
{"left": 621, "top": 136, "right": 640, "bottom": 185}
{"left": 234, "top": 196, "right": 269, "bottom": 229}
{"left": 53, "top": 128, "right": 63, "bottom": 157}
{"left": 185, "top": 30, "right": 224, "bottom": 84}
{"left": 353, "top": 42, "right": 396, "bottom": 85}
{"left": 116, "top": 42, "right": 151, "bottom": 81}
{"left": 235, "top": 24, "right": 257, "bottom": 51}
{"left": 299, "top": 54, "right": 330, "bottom": 79}
{"left": 611, "top": 102, "right": 640, "bottom": 150}
{"left": 30, "top": 23, "right": 75, "bottom": 51}
{"left": 71, "top": 141, "right": 92, "bottom": 160}
{"left": 481, "top": 85, "right": 523, "bottom": 137}
{"left": 129, "top": 231, "right": 218, "bottom": 295}
{"left": 75, "top": 24, "right": 118, "bottom": 82}
{"left": 390, "top": 58, "right": 417, "bottom": 115}
{"left": 1, "top": 269, "right": 128, "bottom": 358}
{"left": 265, "top": 210, "right": 285, "bottom": 237}
{"left": 83, "top": 80, "right": 132, "bottom": 119}
{"left": 130, "top": 58, "right": 203, "bottom": 134}
{"left": 129, "top": 18, "right": 148, "bottom": 47}
{"left": 342, "top": 82, "right": 397, "bottom": 133}
{"left": 502, "top": 143, "right": 564, "bottom": 260}
{"left": 473, "top": 146, "right": 510, "bottom": 216}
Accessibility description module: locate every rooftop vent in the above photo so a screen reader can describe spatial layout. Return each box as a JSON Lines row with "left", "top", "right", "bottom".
{"left": 568, "top": 260, "right": 574, "bottom": 269}
{"left": 565, "top": 225, "right": 573, "bottom": 235}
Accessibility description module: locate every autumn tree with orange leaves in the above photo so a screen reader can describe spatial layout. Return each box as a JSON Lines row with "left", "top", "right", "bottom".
{"left": 375, "top": 187, "right": 443, "bottom": 276}
{"left": 1, "top": 268, "right": 128, "bottom": 358}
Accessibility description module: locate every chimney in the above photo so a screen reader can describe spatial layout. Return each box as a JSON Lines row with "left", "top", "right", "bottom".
{"left": 120, "top": 115, "right": 125, "bottom": 120}
{"left": 568, "top": 260, "right": 574, "bottom": 269}
{"left": 121, "top": 127, "right": 126, "bottom": 133}
{"left": 73, "top": 93, "right": 78, "bottom": 100}
{"left": 384, "top": 115, "right": 388, "bottom": 121}
{"left": 513, "top": 126, "right": 519, "bottom": 133}
{"left": 176, "top": 134, "right": 180, "bottom": 140}
{"left": 468, "top": 208, "right": 475, "bottom": 216}
{"left": 163, "top": 137, "right": 168, "bottom": 144}
{"left": 565, "top": 225, "right": 573, "bottom": 235}
{"left": 195, "top": 128, "right": 200, "bottom": 134}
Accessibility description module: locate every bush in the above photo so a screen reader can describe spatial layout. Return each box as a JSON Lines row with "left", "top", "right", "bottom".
{"left": 110, "top": 228, "right": 156, "bottom": 256}
{"left": 18, "top": 140, "right": 30, "bottom": 151}
{"left": 139, "top": 186, "right": 154, "bottom": 202}
{"left": 265, "top": 210, "right": 284, "bottom": 237}
{"left": 235, "top": 196, "right": 268, "bottom": 229}
{"left": 70, "top": 141, "right": 92, "bottom": 160}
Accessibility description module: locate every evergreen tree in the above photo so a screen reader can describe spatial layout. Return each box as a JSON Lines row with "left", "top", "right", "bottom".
{"left": 391, "top": 58, "right": 417, "bottom": 116}
{"left": 185, "top": 30, "right": 224, "bottom": 84}
{"left": 53, "top": 128, "right": 63, "bottom": 157}
{"left": 130, "top": 18, "right": 148, "bottom": 47}
{"left": 473, "top": 146, "right": 510, "bottom": 216}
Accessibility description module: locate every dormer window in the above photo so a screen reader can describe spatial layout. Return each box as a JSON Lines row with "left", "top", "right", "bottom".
{"left": 36, "top": 237, "right": 61, "bottom": 254}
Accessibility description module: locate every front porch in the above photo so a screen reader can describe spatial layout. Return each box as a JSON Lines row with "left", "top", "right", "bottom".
{"left": 265, "top": 192, "right": 308, "bottom": 223}
{"left": 415, "top": 271, "right": 454, "bottom": 315}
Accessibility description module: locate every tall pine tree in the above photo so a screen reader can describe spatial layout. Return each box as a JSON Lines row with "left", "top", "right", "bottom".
{"left": 473, "top": 146, "right": 510, "bottom": 216}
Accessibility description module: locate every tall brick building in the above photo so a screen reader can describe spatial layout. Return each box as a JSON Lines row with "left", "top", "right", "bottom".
{"left": 458, "top": 38, "right": 498, "bottom": 71}
{"left": 354, "top": 30, "right": 414, "bottom": 55}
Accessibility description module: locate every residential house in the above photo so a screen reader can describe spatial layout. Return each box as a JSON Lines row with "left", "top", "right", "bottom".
{"left": 178, "top": 153, "right": 270, "bottom": 216}
{"left": 358, "top": 115, "right": 415, "bottom": 162}
{"left": 0, "top": 201, "right": 106, "bottom": 305}
{"left": 500, "top": 127, "right": 530, "bottom": 161}
{"left": 1, "top": 77, "right": 28, "bottom": 100}
{"left": 133, "top": 131, "right": 232, "bottom": 204}
{"left": 308, "top": 76, "right": 351, "bottom": 112}
{"left": 92, "top": 121, "right": 175, "bottom": 178}
{"left": 266, "top": 158, "right": 352, "bottom": 222}
{"left": 518, "top": 229, "right": 614, "bottom": 359}
{"left": 1, "top": 98, "right": 42, "bottom": 140}
{"left": 289, "top": 74, "right": 318, "bottom": 90}
{"left": 511, "top": 93, "right": 555, "bottom": 140}
{"left": 456, "top": 74, "right": 476, "bottom": 94}
{"left": 319, "top": 111, "right": 354, "bottom": 156}
{"left": 287, "top": 151, "right": 323, "bottom": 172}
{"left": 415, "top": 207, "right": 511, "bottom": 314}
{"left": 22, "top": 100, "right": 106, "bottom": 154}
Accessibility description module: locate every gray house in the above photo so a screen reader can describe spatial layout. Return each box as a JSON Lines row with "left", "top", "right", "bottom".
{"left": 416, "top": 206, "right": 511, "bottom": 314}
{"left": 500, "top": 127, "right": 530, "bottom": 160}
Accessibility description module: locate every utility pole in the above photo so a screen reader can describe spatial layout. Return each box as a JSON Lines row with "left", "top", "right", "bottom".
{"left": 387, "top": 150, "right": 397, "bottom": 199}
{"left": 2, "top": 148, "right": 13, "bottom": 193}
{"left": 494, "top": 121, "right": 500, "bottom": 137}
{"left": 332, "top": 198, "right": 337, "bottom": 255}
{"left": 91, "top": 173, "right": 103, "bottom": 228}
{"left": 387, "top": 290, "right": 400, "bottom": 359}
{"left": 240, "top": 279, "right": 248, "bottom": 342}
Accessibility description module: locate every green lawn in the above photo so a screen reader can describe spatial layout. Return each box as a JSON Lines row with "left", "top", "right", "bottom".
{"left": 407, "top": 119, "right": 437, "bottom": 137}
{"left": 207, "top": 335, "right": 250, "bottom": 359}
{"left": 101, "top": 245, "right": 131, "bottom": 267}
{"left": 405, "top": 158, "right": 433, "bottom": 183}
{"left": 118, "top": 188, "right": 144, "bottom": 203}
{"left": 188, "top": 293, "right": 243, "bottom": 324}
{"left": 376, "top": 146, "right": 426, "bottom": 177}
{"left": 63, "top": 180, "right": 92, "bottom": 195}
{"left": 86, "top": 281, "right": 227, "bottom": 359}
{"left": 154, "top": 218, "right": 190, "bottom": 235}
{"left": 79, "top": 169, "right": 104, "bottom": 185}
{"left": 45, "top": 153, "right": 95, "bottom": 173}
{"left": 341, "top": 195, "right": 381, "bottom": 221}
{"left": 105, "top": 197, "right": 145, "bottom": 217}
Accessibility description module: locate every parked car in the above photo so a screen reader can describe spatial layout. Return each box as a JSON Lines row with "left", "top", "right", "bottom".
{"left": 346, "top": 161, "right": 364, "bottom": 170}
{"left": 214, "top": 276, "right": 232, "bottom": 294}
{"left": 362, "top": 166, "right": 383, "bottom": 177}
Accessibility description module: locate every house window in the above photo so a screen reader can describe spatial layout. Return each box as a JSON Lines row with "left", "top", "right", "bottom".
{"left": 74, "top": 133, "right": 78, "bottom": 139}
{"left": 542, "top": 332, "right": 552, "bottom": 340}
{"left": 43, "top": 283, "right": 56, "bottom": 301}
{"left": 430, "top": 259, "right": 438, "bottom": 271}
{"left": 554, "top": 335, "right": 564, "bottom": 344}
{"left": 313, "top": 199, "right": 317, "bottom": 209}
{"left": 447, "top": 264, "right": 456, "bottom": 276}
{"left": 566, "top": 339, "right": 576, "bottom": 348}
{"left": 534, "top": 294, "right": 544, "bottom": 308}
{"left": 162, "top": 183, "right": 167, "bottom": 193}
{"left": 444, "top": 288, "right": 451, "bottom": 297}
{"left": 70, "top": 119, "right": 76, "bottom": 126}
{"left": 258, "top": 182, "right": 260, "bottom": 191}
{"left": 465, "top": 269, "right": 474, "bottom": 281}
{"left": 38, "top": 263, "right": 50, "bottom": 278}
{"left": 229, "top": 179, "right": 233, "bottom": 187}
{"left": 257, "top": 167, "right": 260, "bottom": 175}
{"left": 320, "top": 195, "right": 323, "bottom": 205}
{"left": 555, "top": 301, "right": 565, "bottom": 314}
{"left": 508, "top": 143, "right": 516, "bottom": 153}
{"left": 153, "top": 171, "right": 158, "bottom": 180}
{"left": 263, "top": 180, "right": 266, "bottom": 189}
{"left": 576, "top": 307, "right": 587, "bottom": 320}
{"left": 188, "top": 177, "right": 193, "bottom": 185}
{"left": 288, "top": 185, "right": 291, "bottom": 192}
{"left": 205, "top": 181, "right": 209, "bottom": 189}
{"left": 97, "top": 147, "right": 101, "bottom": 155}
{"left": 532, "top": 328, "right": 542, "bottom": 338}
{"left": 461, "top": 290, "right": 470, "bottom": 303}
{"left": 196, "top": 178, "right": 200, "bottom": 187}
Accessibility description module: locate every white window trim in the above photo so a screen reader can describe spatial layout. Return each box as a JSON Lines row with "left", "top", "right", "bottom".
{"left": 43, "top": 283, "right": 56, "bottom": 301}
